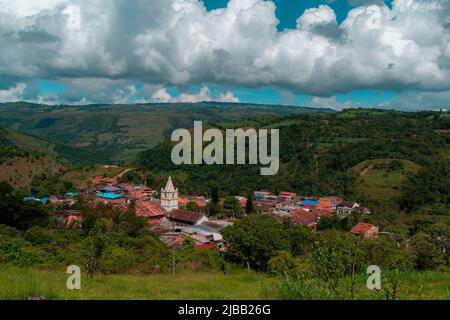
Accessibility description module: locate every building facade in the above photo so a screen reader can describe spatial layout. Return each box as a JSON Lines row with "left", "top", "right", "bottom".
{"left": 161, "top": 176, "right": 179, "bottom": 211}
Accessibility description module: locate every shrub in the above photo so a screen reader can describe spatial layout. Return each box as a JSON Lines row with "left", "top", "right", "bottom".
{"left": 101, "top": 246, "right": 136, "bottom": 274}
{"left": 268, "top": 251, "right": 303, "bottom": 277}
{"left": 0, "top": 235, "right": 49, "bottom": 267}
{"left": 24, "top": 226, "right": 53, "bottom": 246}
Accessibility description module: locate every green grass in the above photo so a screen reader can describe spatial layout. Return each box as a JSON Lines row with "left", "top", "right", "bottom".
{"left": 61, "top": 165, "right": 127, "bottom": 187}
{"left": 349, "top": 158, "right": 421, "bottom": 200}
{"left": 0, "top": 265, "right": 276, "bottom": 300}
{"left": 1, "top": 265, "right": 448, "bottom": 300}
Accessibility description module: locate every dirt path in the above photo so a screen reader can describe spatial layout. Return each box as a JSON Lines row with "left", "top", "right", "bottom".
{"left": 359, "top": 165, "right": 373, "bottom": 177}
{"left": 116, "top": 168, "right": 133, "bottom": 179}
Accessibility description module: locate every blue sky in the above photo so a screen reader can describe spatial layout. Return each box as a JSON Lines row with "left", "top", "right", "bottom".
{"left": 3, "top": 0, "right": 448, "bottom": 110}
{"left": 205, "top": 0, "right": 393, "bottom": 29}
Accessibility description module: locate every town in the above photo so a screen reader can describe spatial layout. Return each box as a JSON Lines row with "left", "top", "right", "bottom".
{"left": 23, "top": 172, "right": 377, "bottom": 252}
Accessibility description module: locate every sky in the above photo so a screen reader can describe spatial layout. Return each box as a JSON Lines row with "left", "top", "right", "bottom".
{"left": 0, "top": 0, "right": 450, "bottom": 111}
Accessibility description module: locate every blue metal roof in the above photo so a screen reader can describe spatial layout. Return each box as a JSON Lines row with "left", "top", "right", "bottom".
{"left": 65, "top": 192, "right": 78, "bottom": 197}
{"left": 98, "top": 193, "right": 123, "bottom": 200}
{"left": 300, "top": 200, "right": 319, "bottom": 206}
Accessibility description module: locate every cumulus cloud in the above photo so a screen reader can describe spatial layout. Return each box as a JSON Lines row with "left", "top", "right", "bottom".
{"left": 1, "top": 0, "right": 450, "bottom": 108}
{"left": 151, "top": 86, "right": 240, "bottom": 103}
{"left": 0, "top": 83, "right": 26, "bottom": 102}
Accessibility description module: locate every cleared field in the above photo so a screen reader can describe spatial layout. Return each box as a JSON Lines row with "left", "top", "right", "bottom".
{"left": 0, "top": 266, "right": 275, "bottom": 300}
{"left": 0, "top": 265, "right": 448, "bottom": 300}
{"left": 349, "top": 158, "right": 421, "bottom": 200}
{"left": 0, "top": 157, "right": 64, "bottom": 188}
{"left": 61, "top": 165, "right": 127, "bottom": 187}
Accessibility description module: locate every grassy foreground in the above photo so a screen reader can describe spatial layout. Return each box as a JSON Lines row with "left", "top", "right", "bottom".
{"left": 0, "top": 265, "right": 276, "bottom": 300}
{"left": 0, "top": 265, "right": 449, "bottom": 300}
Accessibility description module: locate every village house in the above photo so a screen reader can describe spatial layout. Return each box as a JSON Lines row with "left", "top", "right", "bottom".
{"left": 166, "top": 209, "right": 208, "bottom": 226}
{"left": 135, "top": 200, "right": 166, "bottom": 225}
{"left": 95, "top": 192, "right": 127, "bottom": 204}
{"left": 335, "top": 201, "right": 361, "bottom": 219}
{"left": 289, "top": 209, "right": 319, "bottom": 231}
{"left": 272, "top": 203, "right": 301, "bottom": 216}
{"left": 54, "top": 210, "right": 83, "bottom": 229}
{"left": 350, "top": 223, "right": 379, "bottom": 239}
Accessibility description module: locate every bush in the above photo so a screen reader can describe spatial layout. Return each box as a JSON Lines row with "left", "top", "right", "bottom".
{"left": 361, "top": 237, "right": 414, "bottom": 270}
{"left": 24, "top": 226, "right": 53, "bottom": 245}
{"left": 0, "top": 225, "right": 19, "bottom": 237}
{"left": 101, "top": 246, "right": 136, "bottom": 274}
{"left": 0, "top": 235, "right": 49, "bottom": 267}
{"left": 268, "top": 251, "right": 303, "bottom": 277}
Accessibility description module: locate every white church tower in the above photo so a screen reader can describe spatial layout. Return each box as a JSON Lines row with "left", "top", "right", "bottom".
{"left": 161, "top": 176, "right": 178, "bottom": 211}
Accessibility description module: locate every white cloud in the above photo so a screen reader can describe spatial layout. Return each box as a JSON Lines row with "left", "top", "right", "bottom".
{"left": 1, "top": 0, "right": 450, "bottom": 108}
{"left": 383, "top": 90, "right": 450, "bottom": 111}
{"left": 0, "top": 83, "right": 26, "bottom": 101}
{"left": 151, "top": 86, "right": 240, "bottom": 103}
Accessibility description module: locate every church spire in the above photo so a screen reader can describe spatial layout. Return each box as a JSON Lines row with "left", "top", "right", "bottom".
{"left": 164, "top": 176, "right": 176, "bottom": 192}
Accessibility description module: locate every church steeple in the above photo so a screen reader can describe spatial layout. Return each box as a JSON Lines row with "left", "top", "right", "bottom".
{"left": 161, "top": 176, "right": 178, "bottom": 211}
{"left": 164, "top": 176, "right": 176, "bottom": 192}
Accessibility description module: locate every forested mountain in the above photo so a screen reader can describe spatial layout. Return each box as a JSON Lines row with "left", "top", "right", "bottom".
{"left": 136, "top": 109, "right": 450, "bottom": 214}
{"left": 0, "top": 102, "right": 331, "bottom": 162}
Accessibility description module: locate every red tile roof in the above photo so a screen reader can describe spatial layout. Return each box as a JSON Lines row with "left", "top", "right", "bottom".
{"left": 178, "top": 198, "right": 190, "bottom": 205}
{"left": 290, "top": 209, "right": 318, "bottom": 226}
{"left": 279, "top": 192, "right": 296, "bottom": 197}
{"left": 351, "top": 223, "right": 377, "bottom": 234}
{"left": 339, "top": 202, "right": 358, "bottom": 208}
{"left": 167, "top": 209, "right": 206, "bottom": 224}
{"left": 195, "top": 244, "right": 216, "bottom": 249}
{"left": 239, "top": 198, "right": 248, "bottom": 208}
{"left": 195, "top": 201, "right": 207, "bottom": 208}
{"left": 319, "top": 196, "right": 343, "bottom": 205}
{"left": 136, "top": 201, "right": 165, "bottom": 218}
{"left": 311, "top": 208, "right": 334, "bottom": 218}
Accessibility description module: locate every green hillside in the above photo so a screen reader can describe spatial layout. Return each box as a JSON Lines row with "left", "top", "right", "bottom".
{"left": 0, "top": 102, "right": 331, "bottom": 162}
{"left": 136, "top": 109, "right": 450, "bottom": 213}
{"left": 0, "top": 126, "right": 107, "bottom": 188}
{"left": 349, "top": 158, "right": 421, "bottom": 200}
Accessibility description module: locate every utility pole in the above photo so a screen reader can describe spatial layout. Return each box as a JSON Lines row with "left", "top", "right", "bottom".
{"left": 172, "top": 216, "right": 176, "bottom": 275}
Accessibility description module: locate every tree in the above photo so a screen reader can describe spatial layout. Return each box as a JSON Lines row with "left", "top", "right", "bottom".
{"left": 223, "top": 196, "right": 244, "bottom": 218}
{"left": 221, "top": 215, "right": 289, "bottom": 270}
{"left": 285, "top": 224, "right": 313, "bottom": 257}
{"left": 211, "top": 187, "right": 219, "bottom": 205}
{"left": 0, "top": 182, "right": 50, "bottom": 230}
{"left": 310, "top": 231, "right": 363, "bottom": 296}
{"left": 186, "top": 202, "right": 201, "bottom": 212}
{"left": 268, "top": 250, "right": 302, "bottom": 277}
{"left": 410, "top": 232, "right": 446, "bottom": 270}
{"left": 83, "top": 218, "right": 112, "bottom": 278}
{"left": 245, "top": 191, "right": 255, "bottom": 214}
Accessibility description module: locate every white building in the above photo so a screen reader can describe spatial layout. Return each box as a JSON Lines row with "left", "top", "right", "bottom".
{"left": 160, "top": 176, "right": 178, "bottom": 211}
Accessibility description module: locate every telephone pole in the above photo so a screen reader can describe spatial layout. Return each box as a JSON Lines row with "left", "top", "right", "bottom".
{"left": 172, "top": 217, "right": 176, "bottom": 275}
